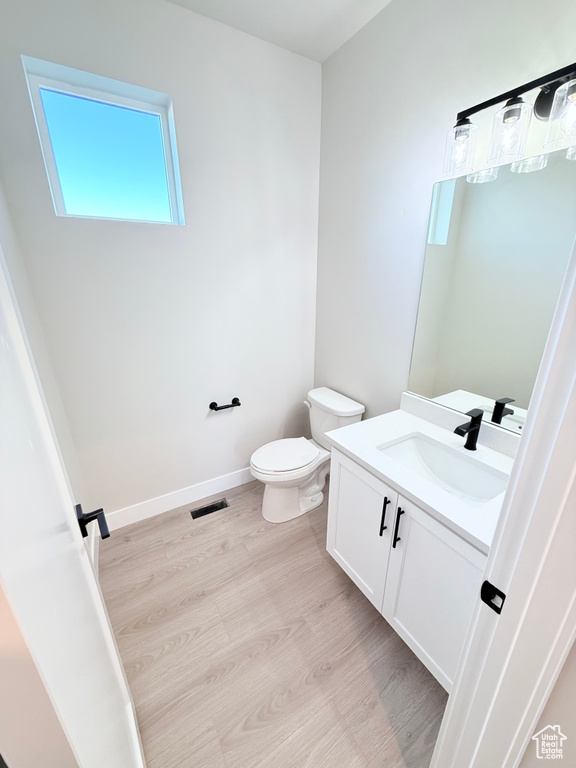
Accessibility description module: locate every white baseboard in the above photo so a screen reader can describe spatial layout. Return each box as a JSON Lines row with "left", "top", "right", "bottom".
{"left": 107, "top": 467, "right": 253, "bottom": 531}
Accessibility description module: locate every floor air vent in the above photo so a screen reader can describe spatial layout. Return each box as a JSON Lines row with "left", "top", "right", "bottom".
{"left": 190, "top": 498, "right": 229, "bottom": 519}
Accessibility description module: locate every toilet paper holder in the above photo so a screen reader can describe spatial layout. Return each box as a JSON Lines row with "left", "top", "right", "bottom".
{"left": 209, "top": 397, "right": 241, "bottom": 411}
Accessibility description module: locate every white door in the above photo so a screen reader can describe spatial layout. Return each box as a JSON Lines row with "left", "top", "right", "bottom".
{"left": 327, "top": 450, "right": 397, "bottom": 610}
{"left": 382, "top": 496, "right": 486, "bottom": 692}
{"left": 0, "top": 252, "right": 145, "bottom": 768}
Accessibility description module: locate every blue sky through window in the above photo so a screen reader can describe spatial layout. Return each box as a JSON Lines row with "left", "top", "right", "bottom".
{"left": 39, "top": 88, "right": 172, "bottom": 222}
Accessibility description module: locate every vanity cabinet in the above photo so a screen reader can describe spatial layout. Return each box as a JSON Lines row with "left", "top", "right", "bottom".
{"left": 326, "top": 450, "right": 398, "bottom": 610}
{"left": 327, "top": 449, "right": 487, "bottom": 691}
{"left": 381, "top": 496, "right": 486, "bottom": 690}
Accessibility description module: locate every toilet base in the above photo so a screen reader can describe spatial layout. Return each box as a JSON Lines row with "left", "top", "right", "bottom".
{"left": 260, "top": 463, "right": 330, "bottom": 523}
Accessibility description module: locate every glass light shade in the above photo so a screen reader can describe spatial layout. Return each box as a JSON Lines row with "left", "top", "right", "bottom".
{"left": 544, "top": 78, "right": 576, "bottom": 151}
{"left": 466, "top": 167, "right": 499, "bottom": 184}
{"left": 443, "top": 120, "right": 477, "bottom": 177}
{"left": 487, "top": 98, "right": 532, "bottom": 166}
{"left": 511, "top": 154, "right": 548, "bottom": 174}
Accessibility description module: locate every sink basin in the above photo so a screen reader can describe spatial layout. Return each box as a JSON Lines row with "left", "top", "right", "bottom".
{"left": 377, "top": 433, "right": 509, "bottom": 504}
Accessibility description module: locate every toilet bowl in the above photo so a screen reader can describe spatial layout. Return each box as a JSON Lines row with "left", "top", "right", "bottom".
{"left": 250, "top": 437, "right": 331, "bottom": 523}
{"left": 250, "top": 388, "right": 365, "bottom": 523}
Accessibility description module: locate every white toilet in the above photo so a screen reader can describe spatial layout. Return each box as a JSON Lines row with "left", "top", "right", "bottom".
{"left": 250, "top": 387, "right": 365, "bottom": 523}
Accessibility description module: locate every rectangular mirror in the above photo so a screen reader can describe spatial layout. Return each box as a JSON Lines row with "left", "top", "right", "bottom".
{"left": 409, "top": 148, "right": 576, "bottom": 433}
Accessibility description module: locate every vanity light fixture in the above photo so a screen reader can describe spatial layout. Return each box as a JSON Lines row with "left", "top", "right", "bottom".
{"left": 511, "top": 154, "right": 548, "bottom": 174}
{"left": 443, "top": 117, "right": 477, "bottom": 177}
{"left": 466, "top": 167, "right": 499, "bottom": 184}
{"left": 487, "top": 97, "right": 531, "bottom": 167}
{"left": 545, "top": 77, "right": 576, "bottom": 153}
{"left": 444, "top": 62, "right": 576, "bottom": 179}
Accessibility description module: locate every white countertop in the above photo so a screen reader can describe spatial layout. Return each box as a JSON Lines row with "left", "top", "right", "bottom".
{"left": 326, "top": 409, "right": 515, "bottom": 554}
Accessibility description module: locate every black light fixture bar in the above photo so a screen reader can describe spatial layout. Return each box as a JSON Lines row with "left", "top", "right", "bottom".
{"left": 456, "top": 61, "right": 576, "bottom": 122}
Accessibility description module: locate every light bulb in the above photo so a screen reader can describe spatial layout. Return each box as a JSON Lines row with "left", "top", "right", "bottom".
{"left": 502, "top": 97, "right": 524, "bottom": 124}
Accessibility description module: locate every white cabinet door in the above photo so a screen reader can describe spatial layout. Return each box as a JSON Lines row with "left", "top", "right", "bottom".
{"left": 327, "top": 450, "right": 398, "bottom": 610}
{"left": 382, "top": 496, "right": 486, "bottom": 691}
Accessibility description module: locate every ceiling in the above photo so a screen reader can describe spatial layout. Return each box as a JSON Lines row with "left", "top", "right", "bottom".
{"left": 164, "top": 0, "right": 395, "bottom": 62}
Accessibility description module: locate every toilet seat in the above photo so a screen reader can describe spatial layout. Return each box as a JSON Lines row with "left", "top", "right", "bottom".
{"left": 251, "top": 437, "right": 320, "bottom": 474}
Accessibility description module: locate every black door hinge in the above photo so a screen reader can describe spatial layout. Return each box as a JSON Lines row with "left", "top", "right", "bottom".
{"left": 481, "top": 580, "right": 506, "bottom": 614}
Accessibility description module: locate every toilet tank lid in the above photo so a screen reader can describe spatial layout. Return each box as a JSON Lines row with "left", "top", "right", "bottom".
{"left": 307, "top": 387, "right": 365, "bottom": 417}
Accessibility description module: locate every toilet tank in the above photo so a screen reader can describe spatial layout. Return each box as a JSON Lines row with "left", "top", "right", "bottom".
{"left": 306, "top": 387, "right": 365, "bottom": 450}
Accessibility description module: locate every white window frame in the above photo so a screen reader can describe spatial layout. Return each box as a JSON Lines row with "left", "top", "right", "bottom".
{"left": 22, "top": 56, "right": 185, "bottom": 225}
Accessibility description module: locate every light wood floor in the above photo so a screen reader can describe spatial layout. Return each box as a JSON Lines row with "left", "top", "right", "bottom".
{"left": 99, "top": 481, "right": 447, "bottom": 768}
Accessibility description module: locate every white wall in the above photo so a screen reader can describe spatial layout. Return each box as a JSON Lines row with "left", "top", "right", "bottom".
{"left": 0, "top": 0, "right": 321, "bottom": 512}
{"left": 315, "top": 0, "right": 576, "bottom": 419}
{"left": 0, "top": 180, "right": 85, "bottom": 501}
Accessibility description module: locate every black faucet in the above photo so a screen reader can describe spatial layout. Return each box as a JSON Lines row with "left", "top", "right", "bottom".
{"left": 491, "top": 397, "right": 515, "bottom": 425}
{"left": 454, "top": 408, "right": 483, "bottom": 451}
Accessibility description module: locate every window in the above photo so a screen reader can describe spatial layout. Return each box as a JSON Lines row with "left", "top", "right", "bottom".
{"left": 22, "top": 56, "right": 184, "bottom": 224}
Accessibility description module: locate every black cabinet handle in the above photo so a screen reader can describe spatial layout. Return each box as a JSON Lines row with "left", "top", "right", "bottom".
{"left": 392, "top": 507, "right": 405, "bottom": 548}
{"left": 75, "top": 503, "right": 110, "bottom": 540}
{"left": 379, "top": 496, "right": 390, "bottom": 536}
